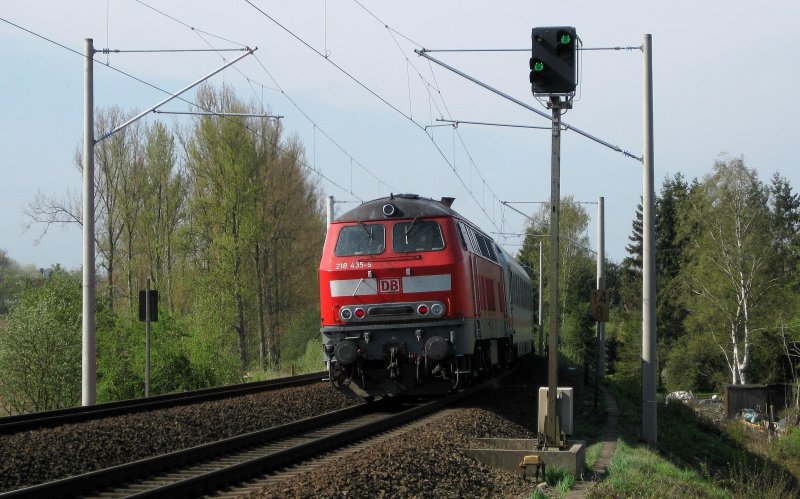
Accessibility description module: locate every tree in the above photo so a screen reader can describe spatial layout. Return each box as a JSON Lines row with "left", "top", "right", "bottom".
{"left": 21, "top": 83, "right": 327, "bottom": 390}
{"left": 139, "top": 121, "right": 187, "bottom": 313}
{"left": 769, "top": 173, "right": 800, "bottom": 280}
{"left": 622, "top": 199, "right": 643, "bottom": 276}
{"left": 655, "top": 174, "right": 691, "bottom": 348}
{"left": 518, "top": 197, "right": 594, "bottom": 365}
{"left": 679, "top": 156, "right": 779, "bottom": 385}
{"left": 93, "top": 107, "right": 145, "bottom": 310}
{"left": 23, "top": 107, "right": 145, "bottom": 311}
{"left": 186, "top": 85, "right": 261, "bottom": 370}
{"left": 254, "top": 134, "right": 324, "bottom": 368}
{"left": 0, "top": 269, "right": 82, "bottom": 414}
{"left": 0, "top": 249, "right": 38, "bottom": 315}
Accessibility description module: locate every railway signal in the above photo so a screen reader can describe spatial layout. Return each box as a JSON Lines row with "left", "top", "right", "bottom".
{"left": 530, "top": 26, "right": 577, "bottom": 95}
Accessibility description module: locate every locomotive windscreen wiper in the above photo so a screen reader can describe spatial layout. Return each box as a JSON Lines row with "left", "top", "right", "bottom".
{"left": 404, "top": 217, "right": 419, "bottom": 244}
{"left": 356, "top": 219, "right": 372, "bottom": 239}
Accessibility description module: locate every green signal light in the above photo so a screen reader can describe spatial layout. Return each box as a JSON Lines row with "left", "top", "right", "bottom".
{"left": 533, "top": 61, "right": 544, "bottom": 72}
{"left": 560, "top": 33, "right": 572, "bottom": 44}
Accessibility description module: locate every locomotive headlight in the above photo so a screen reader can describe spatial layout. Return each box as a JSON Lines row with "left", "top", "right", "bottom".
{"left": 354, "top": 307, "right": 366, "bottom": 319}
{"left": 417, "top": 304, "right": 429, "bottom": 315}
{"left": 340, "top": 308, "right": 353, "bottom": 321}
{"left": 430, "top": 303, "right": 444, "bottom": 316}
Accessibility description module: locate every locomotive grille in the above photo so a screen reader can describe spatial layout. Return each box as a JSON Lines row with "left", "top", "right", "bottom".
{"left": 368, "top": 305, "right": 415, "bottom": 317}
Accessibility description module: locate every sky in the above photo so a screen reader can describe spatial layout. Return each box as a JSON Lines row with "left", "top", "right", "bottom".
{"left": 1, "top": 1, "right": 799, "bottom": 271}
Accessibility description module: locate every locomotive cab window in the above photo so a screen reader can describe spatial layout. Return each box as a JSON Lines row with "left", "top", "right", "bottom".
{"left": 392, "top": 220, "right": 445, "bottom": 253}
{"left": 334, "top": 223, "right": 386, "bottom": 256}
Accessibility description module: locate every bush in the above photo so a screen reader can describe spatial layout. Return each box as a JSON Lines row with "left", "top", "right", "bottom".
{"left": 722, "top": 455, "right": 800, "bottom": 498}
{"left": 0, "top": 269, "right": 82, "bottom": 414}
{"left": 280, "top": 305, "right": 321, "bottom": 364}
{"left": 295, "top": 338, "right": 325, "bottom": 374}
{"left": 663, "top": 334, "right": 726, "bottom": 392}
{"left": 770, "top": 425, "right": 800, "bottom": 460}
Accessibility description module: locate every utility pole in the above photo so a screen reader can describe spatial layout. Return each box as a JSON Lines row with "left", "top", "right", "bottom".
{"left": 538, "top": 240, "right": 544, "bottom": 355}
{"left": 596, "top": 196, "right": 605, "bottom": 379}
{"left": 545, "top": 95, "right": 566, "bottom": 447}
{"left": 145, "top": 276, "right": 151, "bottom": 397}
{"left": 326, "top": 195, "right": 335, "bottom": 230}
{"left": 82, "top": 38, "right": 96, "bottom": 406}
{"left": 80, "top": 41, "right": 256, "bottom": 406}
{"left": 642, "top": 33, "right": 658, "bottom": 444}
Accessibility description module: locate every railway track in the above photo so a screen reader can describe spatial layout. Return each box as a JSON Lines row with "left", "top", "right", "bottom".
{"left": 0, "top": 371, "right": 326, "bottom": 435}
{"left": 1, "top": 375, "right": 504, "bottom": 498}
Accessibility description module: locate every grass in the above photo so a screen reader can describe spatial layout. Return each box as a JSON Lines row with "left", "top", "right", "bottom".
{"left": 584, "top": 442, "right": 603, "bottom": 469}
{"left": 543, "top": 467, "right": 576, "bottom": 498}
{"left": 588, "top": 375, "right": 800, "bottom": 498}
{"left": 529, "top": 489, "right": 547, "bottom": 499}
{"left": 533, "top": 356, "right": 800, "bottom": 497}
{"left": 246, "top": 338, "right": 326, "bottom": 381}
{"left": 590, "top": 439, "right": 728, "bottom": 498}
{"left": 518, "top": 356, "right": 800, "bottom": 497}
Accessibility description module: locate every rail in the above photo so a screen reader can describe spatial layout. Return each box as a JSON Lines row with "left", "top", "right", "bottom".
{"left": 1, "top": 372, "right": 510, "bottom": 498}
{"left": 0, "top": 371, "right": 326, "bottom": 434}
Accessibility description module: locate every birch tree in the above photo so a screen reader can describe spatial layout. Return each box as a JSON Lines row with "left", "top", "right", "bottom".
{"left": 680, "top": 156, "right": 779, "bottom": 384}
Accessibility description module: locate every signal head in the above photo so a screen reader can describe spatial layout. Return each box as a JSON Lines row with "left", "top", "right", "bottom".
{"left": 530, "top": 26, "right": 577, "bottom": 95}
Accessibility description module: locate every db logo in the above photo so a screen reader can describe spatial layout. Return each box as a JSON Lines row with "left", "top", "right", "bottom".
{"left": 378, "top": 278, "right": 402, "bottom": 294}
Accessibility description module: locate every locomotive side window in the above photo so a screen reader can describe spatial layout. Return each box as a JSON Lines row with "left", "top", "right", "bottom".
{"left": 464, "top": 224, "right": 480, "bottom": 254}
{"left": 458, "top": 222, "right": 500, "bottom": 263}
{"left": 475, "top": 233, "right": 498, "bottom": 263}
{"left": 392, "top": 220, "right": 445, "bottom": 253}
{"left": 334, "top": 223, "right": 386, "bottom": 256}
{"left": 456, "top": 223, "right": 468, "bottom": 250}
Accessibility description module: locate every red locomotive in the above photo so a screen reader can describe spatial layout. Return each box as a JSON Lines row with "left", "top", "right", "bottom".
{"left": 319, "top": 194, "right": 535, "bottom": 398}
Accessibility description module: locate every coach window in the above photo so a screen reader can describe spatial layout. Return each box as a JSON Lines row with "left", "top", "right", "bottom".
{"left": 334, "top": 223, "right": 386, "bottom": 256}
{"left": 393, "top": 220, "right": 445, "bottom": 252}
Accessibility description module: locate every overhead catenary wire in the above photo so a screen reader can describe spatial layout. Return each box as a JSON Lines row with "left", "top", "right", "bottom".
{"left": 252, "top": 0, "right": 502, "bottom": 223}
{"left": 0, "top": 16, "right": 362, "bottom": 202}
{"left": 350, "top": 0, "right": 545, "bottom": 234}
{"left": 437, "top": 119, "right": 551, "bottom": 130}
{"left": 242, "top": 0, "right": 506, "bottom": 233}
{"left": 412, "top": 46, "right": 642, "bottom": 53}
{"left": 416, "top": 49, "right": 644, "bottom": 163}
{"left": 99, "top": 47, "right": 257, "bottom": 141}
{"left": 132, "top": 0, "right": 398, "bottom": 199}
{"left": 100, "top": 48, "right": 248, "bottom": 53}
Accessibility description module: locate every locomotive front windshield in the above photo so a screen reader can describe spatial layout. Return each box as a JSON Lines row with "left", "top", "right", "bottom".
{"left": 393, "top": 220, "right": 445, "bottom": 253}
{"left": 334, "top": 223, "right": 386, "bottom": 256}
